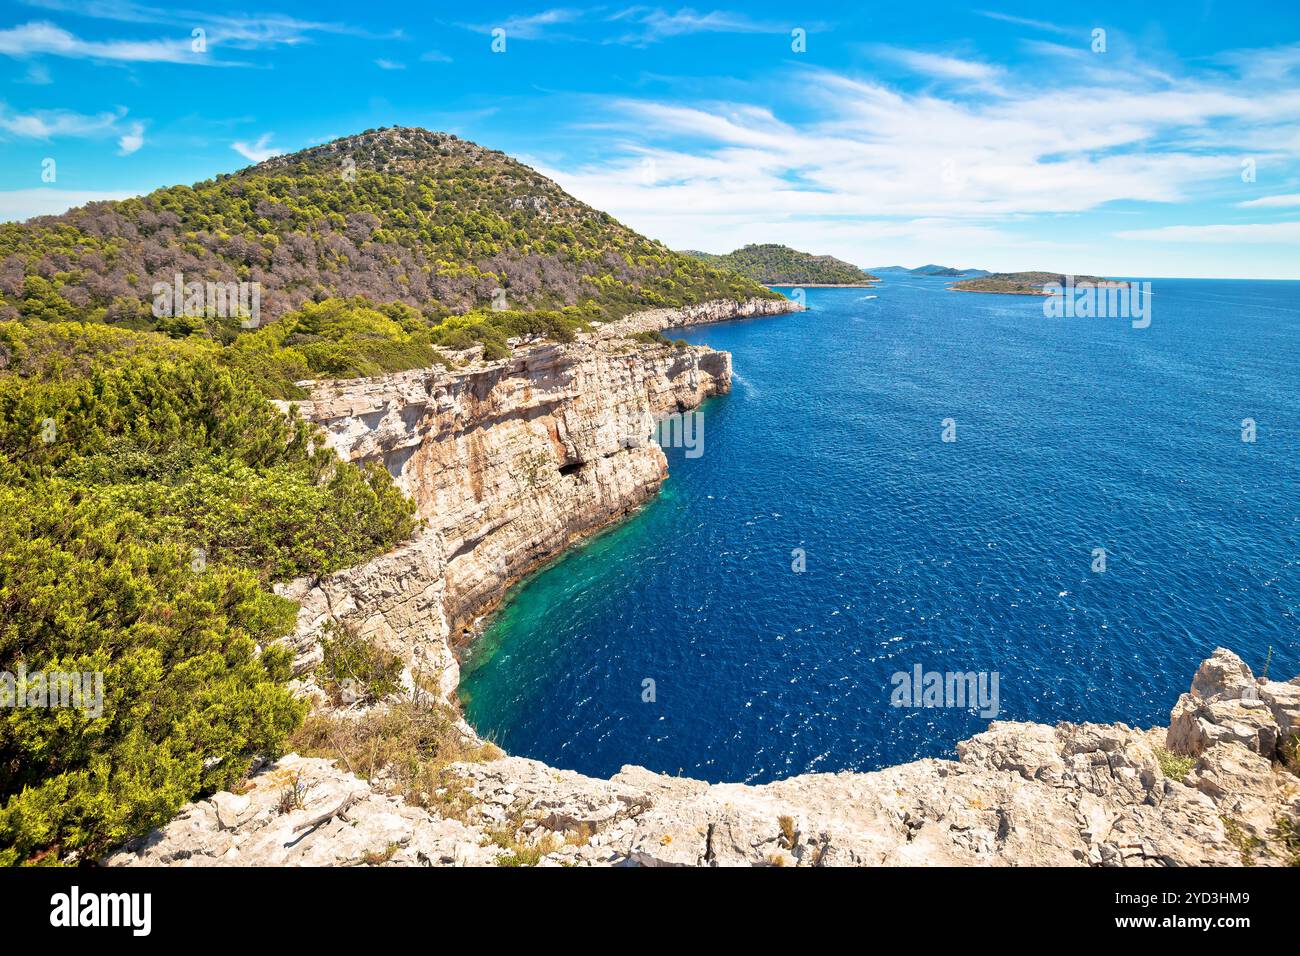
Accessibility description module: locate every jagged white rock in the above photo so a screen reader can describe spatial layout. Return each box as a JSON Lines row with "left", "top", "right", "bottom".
{"left": 109, "top": 649, "right": 1300, "bottom": 867}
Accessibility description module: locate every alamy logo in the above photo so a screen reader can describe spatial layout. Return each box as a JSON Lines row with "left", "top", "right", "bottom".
{"left": 890, "top": 664, "right": 1000, "bottom": 718}
{"left": 152, "top": 273, "right": 261, "bottom": 328}
{"left": 654, "top": 410, "right": 704, "bottom": 459}
{"left": 1, "top": 665, "right": 103, "bottom": 717}
{"left": 50, "top": 886, "right": 151, "bottom": 936}
{"left": 605, "top": 409, "right": 705, "bottom": 458}
{"left": 1042, "top": 276, "right": 1152, "bottom": 329}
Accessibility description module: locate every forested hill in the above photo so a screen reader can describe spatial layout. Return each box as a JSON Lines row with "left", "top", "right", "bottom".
{"left": 949, "top": 271, "right": 1128, "bottom": 294}
{"left": 0, "top": 126, "right": 775, "bottom": 330}
{"left": 683, "top": 244, "right": 877, "bottom": 285}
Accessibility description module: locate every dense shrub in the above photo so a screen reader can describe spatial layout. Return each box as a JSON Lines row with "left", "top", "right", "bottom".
{"left": 427, "top": 307, "right": 588, "bottom": 360}
{"left": 0, "top": 486, "right": 305, "bottom": 865}
{"left": 0, "top": 319, "right": 415, "bottom": 863}
{"left": 318, "top": 623, "right": 404, "bottom": 706}
{"left": 224, "top": 298, "right": 447, "bottom": 398}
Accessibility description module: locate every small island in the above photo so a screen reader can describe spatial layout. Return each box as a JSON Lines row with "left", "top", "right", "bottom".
{"left": 949, "top": 271, "right": 1130, "bottom": 295}
{"left": 684, "top": 243, "right": 878, "bottom": 287}
{"left": 870, "top": 264, "right": 989, "bottom": 277}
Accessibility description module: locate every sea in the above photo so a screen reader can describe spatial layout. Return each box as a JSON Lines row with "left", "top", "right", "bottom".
{"left": 460, "top": 275, "right": 1299, "bottom": 783}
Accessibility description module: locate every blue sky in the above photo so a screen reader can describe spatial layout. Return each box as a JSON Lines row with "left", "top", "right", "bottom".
{"left": 3, "top": 1, "right": 1300, "bottom": 278}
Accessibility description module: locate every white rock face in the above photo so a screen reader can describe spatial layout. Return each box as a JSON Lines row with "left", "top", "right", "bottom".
{"left": 287, "top": 303, "right": 772, "bottom": 650}
{"left": 105, "top": 302, "right": 1300, "bottom": 868}
{"left": 113, "top": 756, "right": 495, "bottom": 867}
{"left": 108, "top": 651, "right": 1300, "bottom": 867}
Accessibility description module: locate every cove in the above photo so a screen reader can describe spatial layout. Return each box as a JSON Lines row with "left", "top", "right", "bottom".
{"left": 460, "top": 277, "right": 1299, "bottom": 784}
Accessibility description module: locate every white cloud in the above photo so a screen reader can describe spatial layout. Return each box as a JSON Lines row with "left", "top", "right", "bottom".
{"left": 1214, "top": 42, "right": 1300, "bottom": 82}
{"left": 420, "top": 50, "right": 452, "bottom": 63}
{"left": 540, "top": 45, "right": 1300, "bottom": 272}
{"left": 605, "top": 7, "right": 792, "bottom": 45}
{"left": 18, "top": 0, "right": 392, "bottom": 48}
{"left": 0, "top": 187, "right": 136, "bottom": 223}
{"left": 20, "top": 62, "right": 53, "bottom": 84}
{"left": 1237, "top": 193, "right": 1300, "bottom": 208}
{"left": 472, "top": 8, "right": 584, "bottom": 41}
{"left": 870, "top": 46, "right": 1005, "bottom": 86}
{"left": 375, "top": 58, "right": 405, "bottom": 70}
{"left": 467, "top": 7, "right": 794, "bottom": 45}
{"left": 0, "top": 104, "right": 125, "bottom": 138}
{"left": 232, "top": 132, "right": 281, "bottom": 163}
{"left": 976, "top": 10, "right": 1073, "bottom": 36}
{"left": 0, "top": 20, "right": 212, "bottom": 64}
{"left": 2, "top": 3, "right": 393, "bottom": 68}
{"left": 117, "top": 120, "right": 144, "bottom": 154}
{"left": 1114, "top": 222, "right": 1300, "bottom": 243}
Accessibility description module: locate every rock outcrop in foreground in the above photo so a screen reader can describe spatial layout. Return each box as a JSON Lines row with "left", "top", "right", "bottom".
{"left": 109, "top": 648, "right": 1300, "bottom": 867}
{"left": 104, "top": 298, "right": 1299, "bottom": 867}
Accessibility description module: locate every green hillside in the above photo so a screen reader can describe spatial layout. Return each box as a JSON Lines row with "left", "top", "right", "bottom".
{"left": 683, "top": 244, "right": 877, "bottom": 285}
{"left": 950, "top": 271, "right": 1128, "bottom": 294}
{"left": 1, "top": 126, "right": 778, "bottom": 332}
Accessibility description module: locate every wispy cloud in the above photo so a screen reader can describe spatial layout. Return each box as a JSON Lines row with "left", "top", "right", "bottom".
{"left": 466, "top": 7, "right": 796, "bottom": 45}
{"left": 232, "top": 132, "right": 281, "bottom": 163}
{"left": 976, "top": 10, "right": 1073, "bottom": 37}
{"left": 1115, "top": 222, "right": 1300, "bottom": 243}
{"left": 541, "top": 40, "right": 1300, "bottom": 267}
{"left": 869, "top": 45, "right": 1005, "bottom": 90}
{"left": 1237, "top": 193, "right": 1300, "bottom": 208}
{"left": 375, "top": 58, "right": 405, "bottom": 70}
{"left": 7, "top": 1, "right": 396, "bottom": 68}
{"left": 606, "top": 7, "right": 793, "bottom": 45}
{"left": 469, "top": 8, "right": 585, "bottom": 41}
{"left": 0, "top": 103, "right": 126, "bottom": 138}
{"left": 19, "top": 0, "right": 392, "bottom": 47}
{"left": 0, "top": 20, "right": 213, "bottom": 65}
{"left": 19, "top": 62, "right": 53, "bottom": 84}
{"left": 0, "top": 187, "right": 137, "bottom": 223}
{"left": 420, "top": 50, "right": 453, "bottom": 63}
{"left": 1214, "top": 42, "right": 1300, "bottom": 82}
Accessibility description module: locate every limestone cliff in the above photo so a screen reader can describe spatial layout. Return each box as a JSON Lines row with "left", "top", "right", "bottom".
{"left": 106, "top": 296, "right": 1300, "bottom": 867}
{"left": 276, "top": 298, "right": 784, "bottom": 691}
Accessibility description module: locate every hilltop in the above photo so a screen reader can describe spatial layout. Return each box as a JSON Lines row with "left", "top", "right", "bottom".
{"left": 684, "top": 244, "right": 877, "bottom": 286}
{"left": 0, "top": 126, "right": 776, "bottom": 331}
{"left": 950, "top": 271, "right": 1128, "bottom": 295}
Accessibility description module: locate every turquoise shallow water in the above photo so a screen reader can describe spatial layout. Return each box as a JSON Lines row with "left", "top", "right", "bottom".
{"left": 460, "top": 277, "right": 1300, "bottom": 784}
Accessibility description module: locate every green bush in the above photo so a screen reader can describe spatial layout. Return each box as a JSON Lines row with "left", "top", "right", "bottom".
{"left": 0, "top": 318, "right": 417, "bottom": 863}
{"left": 224, "top": 298, "right": 448, "bottom": 399}
{"left": 0, "top": 486, "right": 305, "bottom": 865}
{"left": 1155, "top": 747, "right": 1196, "bottom": 783}
{"left": 319, "top": 623, "right": 404, "bottom": 705}
{"left": 426, "top": 307, "right": 589, "bottom": 359}
{"left": 629, "top": 329, "right": 671, "bottom": 346}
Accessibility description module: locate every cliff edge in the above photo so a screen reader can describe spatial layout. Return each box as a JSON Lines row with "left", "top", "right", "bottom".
{"left": 106, "top": 298, "right": 1300, "bottom": 867}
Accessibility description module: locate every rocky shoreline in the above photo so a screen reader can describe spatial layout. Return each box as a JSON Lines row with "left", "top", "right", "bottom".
{"left": 106, "top": 295, "right": 1300, "bottom": 867}
{"left": 109, "top": 648, "right": 1300, "bottom": 867}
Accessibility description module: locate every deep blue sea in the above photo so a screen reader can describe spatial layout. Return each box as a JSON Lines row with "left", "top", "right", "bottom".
{"left": 460, "top": 276, "right": 1299, "bottom": 783}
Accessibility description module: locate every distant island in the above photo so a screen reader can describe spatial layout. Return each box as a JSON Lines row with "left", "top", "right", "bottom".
{"left": 871, "top": 264, "right": 990, "bottom": 277}
{"left": 685, "top": 243, "right": 878, "bottom": 286}
{"left": 950, "top": 271, "right": 1130, "bottom": 295}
